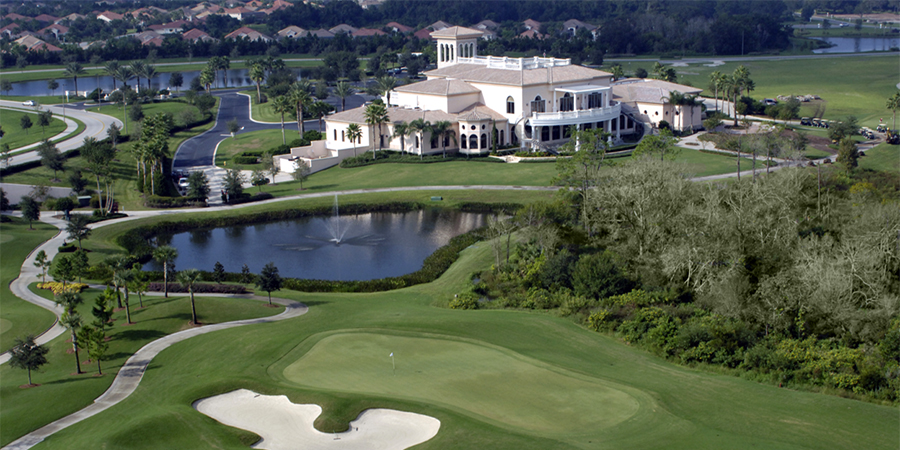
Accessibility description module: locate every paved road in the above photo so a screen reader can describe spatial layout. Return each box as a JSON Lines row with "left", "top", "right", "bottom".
{"left": 0, "top": 100, "right": 123, "bottom": 167}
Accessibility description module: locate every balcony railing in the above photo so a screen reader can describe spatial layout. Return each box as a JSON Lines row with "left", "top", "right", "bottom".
{"left": 530, "top": 103, "right": 621, "bottom": 125}
{"left": 457, "top": 55, "right": 571, "bottom": 70}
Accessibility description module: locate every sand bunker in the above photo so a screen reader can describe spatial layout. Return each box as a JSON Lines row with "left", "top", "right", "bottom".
{"left": 704, "top": 60, "right": 725, "bottom": 67}
{"left": 194, "top": 389, "right": 440, "bottom": 450}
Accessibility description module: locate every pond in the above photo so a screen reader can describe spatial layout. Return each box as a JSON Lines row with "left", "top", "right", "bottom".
{"left": 8, "top": 67, "right": 299, "bottom": 97}
{"left": 812, "top": 36, "right": 900, "bottom": 53}
{"left": 145, "top": 209, "right": 489, "bottom": 281}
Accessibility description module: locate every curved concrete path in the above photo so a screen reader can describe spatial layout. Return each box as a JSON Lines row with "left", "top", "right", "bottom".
{"left": 0, "top": 100, "right": 123, "bottom": 167}
{"left": 3, "top": 293, "right": 306, "bottom": 450}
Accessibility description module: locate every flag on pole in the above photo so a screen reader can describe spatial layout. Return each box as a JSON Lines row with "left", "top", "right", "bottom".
{"left": 389, "top": 352, "right": 393, "bottom": 357}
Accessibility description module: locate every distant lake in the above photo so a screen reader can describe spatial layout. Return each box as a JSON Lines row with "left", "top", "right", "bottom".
{"left": 9, "top": 67, "right": 299, "bottom": 97}
{"left": 812, "top": 36, "right": 900, "bottom": 53}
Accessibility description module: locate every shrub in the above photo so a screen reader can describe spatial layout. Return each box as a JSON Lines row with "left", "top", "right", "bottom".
{"left": 147, "top": 282, "right": 248, "bottom": 294}
{"left": 227, "top": 192, "right": 273, "bottom": 205}
{"left": 588, "top": 309, "right": 612, "bottom": 331}
{"left": 37, "top": 282, "right": 88, "bottom": 295}
{"left": 57, "top": 243, "right": 77, "bottom": 253}
{"left": 144, "top": 196, "right": 206, "bottom": 208}
{"left": 233, "top": 156, "right": 260, "bottom": 165}
{"left": 449, "top": 293, "right": 479, "bottom": 309}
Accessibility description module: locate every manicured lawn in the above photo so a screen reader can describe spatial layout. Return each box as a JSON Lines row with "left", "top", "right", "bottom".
{"left": 22, "top": 232, "right": 896, "bottom": 450}
{"left": 0, "top": 94, "right": 81, "bottom": 105}
{"left": 4, "top": 99, "right": 218, "bottom": 211}
{"left": 86, "top": 99, "right": 201, "bottom": 134}
{"left": 0, "top": 287, "right": 283, "bottom": 447}
{"left": 215, "top": 128, "right": 296, "bottom": 170}
{"left": 0, "top": 109, "right": 68, "bottom": 150}
{"left": 674, "top": 148, "right": 769, "bottom": 177}
{"left": 610, "top": 55, "right": 897, "bottom": 128}
{"left": 859, "top": 142, "right": 899, "bottom": 172}
{"left": 241, "top": 90, "right": 284, "bottom": 124}
{"left": 0, "top": 217, "right": 58, "bottom": 352}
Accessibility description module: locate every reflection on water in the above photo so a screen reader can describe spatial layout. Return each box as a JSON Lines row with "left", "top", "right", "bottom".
{"left": 813, "top": 36, "right": 900, "bottom": 53}
{"left": 146, "top": 210, "right": 488, "bottom": 281}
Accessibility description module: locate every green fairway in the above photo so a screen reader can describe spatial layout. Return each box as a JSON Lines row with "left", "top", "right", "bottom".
{"left": 284, "top": 331, "right": 640, "bottom": 433}
{"left": 0, "top": 108, "right": 67, "bottom": 150}
{"left": 0, "top": 217, "right": 58, "bottom": 352}
{"left": 0, "top": 288, "right": 283, "bottom": 446}
{"left": 611, "top": 55, "right": 896, "bottom": 128}
{"left": 23, "top": 234, "right": 894, "bottom": 450}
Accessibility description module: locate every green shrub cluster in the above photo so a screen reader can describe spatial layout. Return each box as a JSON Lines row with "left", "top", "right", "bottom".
{"left": 339, "top": 150, "right": 503, "bottom": 168}
{"left": 144, "top": 196, "right": 206, "bottom": 208}
{"left": 225, "top": 192, "right": 274, "bottom": 205}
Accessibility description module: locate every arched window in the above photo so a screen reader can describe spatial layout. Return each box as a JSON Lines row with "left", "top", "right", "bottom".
{"left": 506, "top": 96, "right": 515, "bottom": 114}
{"left": 480, "top": 133, "right": 488, "bottom": 149}
{"left": 531, "top": 95, "right": 545, "bottom": 113}
{"left": 461, "top": 134, "right": 467, "bottom": 148}
{"left": 560, "top": 92, "right": 574, "bottom": 112}
{"left": 469, "top": 134, "right": 478, "bottom": 149}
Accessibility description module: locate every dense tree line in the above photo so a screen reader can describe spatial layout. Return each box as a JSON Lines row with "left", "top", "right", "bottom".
{"left": 461, "top": 144, "right": 899, "bottom": 402}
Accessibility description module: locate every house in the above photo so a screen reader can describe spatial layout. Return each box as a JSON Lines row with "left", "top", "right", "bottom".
{"left": 278, "top": 26, "right": 626, "bottom": 174}
{"left": 523, "top": 19, "right": 541, "bottom": 30}
{"left": 182, "top": 28, "right": 216, "bottom": 43}
{"left": 277, "top": 25, "right": 307, "bottom": 39}
{"left": 385, "top": 21, "right": 413, "bottom": 33}
{"left": 263, "top": 0, "right": 292, "bottom": 15}
{"left": 225, "top": 7, "right": 264, "bottom": 21}
{"left": 563, "top": 19, "right": 598, "bottom": 39}
{"left": 412, "top": 28, "right": 433, "bottom": 40}
{"left": 474, "top": 19, "right": 499, "bottom": 31}
{"left": 39, "top": 23, "right": 69, "bottom": 40}
{"left": 33, "top": 14, "right": 59, "bottom": 23}
{"left": 148, "top": 20, "right": 189, "bottom": 35}
{"left": 611, "top": 78, "right": 703, "bottom": 132}
{"left": 57, "top": 13, "right": 86, "bottom": 24}
{"left": 97, "top": 11, "right": 125, "bottom": 22}
{"left": 307, "top": 28, "right": 335, "bottom": 39}
{"left": 224, "top": 26, "right": 272, "bottom": 42}
{"left": 128, "top": 6, "right": 167, "bottom": 21}
{"left": 130, "top": 30, "right": 164, "bottom": 47}
{"left": 352, "top": 28, "right": 385, "bottom": 38}
{"left": 519, "top": 29, "right": 544, "bottom": 39}
{"left": 0, "top": 23, "right": 22, "bottom": 38}
{"left": 3, "top": 13, "right": 29, "bottom": 21}
{"left": 427, "top": 20, "right": 452, "bottom": 31}
{"left": 329, "top": 24, "right": 357, "bottom": 35}
{"left": 14, "top": 35, "right": 62, "bottom": 52}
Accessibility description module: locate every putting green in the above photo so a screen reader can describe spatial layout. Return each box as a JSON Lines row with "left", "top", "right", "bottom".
{"left": 284, "top": 332, "right": 641, "bottom": 434}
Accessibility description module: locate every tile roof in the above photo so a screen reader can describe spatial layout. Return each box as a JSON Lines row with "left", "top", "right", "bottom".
{"left": 182, "top": 28, "right": 214, "bottom": 41}
{"left": 425, "top": 63, "right": 611, "bottom": 87}
{"left": 455, "top": 103, "right": 506, "bottom": 121}
{"left": 428, "top": 20, "right": 452, "bottom": 31}
{"left": 307, "top": 28, "right": 334, "bottom": 38}
{"left": 394, "top": 78, "right": 480, "bottom": 95}
{"left": 34, "top": 14, "right": 59, "bottom": 23}
{"left": 352, "top": 28, "right": 386, "bottom": 37}
{"left": 385, "top": 22, "right": 413, "bottom": 33}
{"left": 329, "top": 23, "right": 357, "bottom": 34}
{"left": 277, "top": 25, "right": 307, "bottom": 38}
{"left": 611, "top": 78, "right": 703, "bottom": 105}
{"left": 430, "top": 26, "right": 483, "bottom": 39}
{"left": 328, "top": 106, "right": 455, "bottom": 124}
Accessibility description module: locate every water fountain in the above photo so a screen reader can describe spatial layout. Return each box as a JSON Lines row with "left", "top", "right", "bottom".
{"left": 325, "top": 194, "right": 347, "bottom": 244}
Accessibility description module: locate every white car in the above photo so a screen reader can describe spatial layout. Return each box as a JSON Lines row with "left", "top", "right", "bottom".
{"left": 178, "top": 177, "right": 190, "bottom": 189}
{"left": 22, "top": 100, "right": 35, "bottom": 106}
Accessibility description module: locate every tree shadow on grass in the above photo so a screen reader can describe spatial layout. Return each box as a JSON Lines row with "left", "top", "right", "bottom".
{"left": 306, "top": 184, "right": 338, "bottom": 191}
{"left": 113, "top": 328, "right": 166, "bottom": 342}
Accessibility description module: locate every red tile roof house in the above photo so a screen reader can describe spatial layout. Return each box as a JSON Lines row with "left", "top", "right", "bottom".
{"left": 328, "top": 23, "right": 357, "bottom": 35}
{"left": 182, "top": 28, "right": 217, "bottom": 43}
{"left": 14, "top": 35, "right": 63, "bottom": 52}
{"left": 225, "top": 7, "right": 264, "bottom": 21}
{"left": 224, "top": 26, "right": 273, "bottom": 42}
{"left": 3, "top": 13, "right": 29, "bottom": 21}
{"left": 352, "top": 28, "right": 386, "bottom": 38}
{"left": 39, "top": 23, "right": 69, "bottom": 40}
{"left": 33, "top": 14, "right": 59, "bottom": 23}
{"left": 277, "top": 25, "right": 308, "bottom": 39}
{"left": 148, "top": 20, "right": 189, "bottom": 35}
{"left": 97, "top": 11, "right": 125, "bottom": 22}
{"left": 385, "top": 22, "right": 413, "bottom": 33}
{"left": 0, "top": 23, "right": 22, "bottom": 38}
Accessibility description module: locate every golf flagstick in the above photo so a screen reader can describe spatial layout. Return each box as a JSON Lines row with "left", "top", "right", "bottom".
{"left": 390, "top": 352, "right": 395, "bottom": 375}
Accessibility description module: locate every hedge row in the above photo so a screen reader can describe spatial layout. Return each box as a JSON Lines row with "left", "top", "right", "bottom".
{"left": 339, "top": 150, "right": 504, "bottom": 168}
{"left": 147, "top": 282, "right": 248, "bottom": 294}
{"left": 226, "top": 192, "right": 274, "bottom": 205}
{"left": 145, "top": 195, "right": 207, "bottom": 208}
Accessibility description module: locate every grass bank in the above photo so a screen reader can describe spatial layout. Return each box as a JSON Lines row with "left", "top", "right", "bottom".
{"left": 0, "top": 217, "right": 58, "bottom": 352}
{"left": 0, "top": 109, "right": 68, "bottom": 150}
{"left": 23, "top": 230, "right": 896, "bottom": 450}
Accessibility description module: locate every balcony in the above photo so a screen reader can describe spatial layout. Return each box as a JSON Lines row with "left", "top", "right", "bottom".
{"left": 529, "top": 102, "right": 621, "bottom": 127}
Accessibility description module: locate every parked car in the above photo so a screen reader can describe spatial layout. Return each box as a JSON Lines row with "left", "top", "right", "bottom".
{"left": 178, "top": 177, "right": 190, "bottom": 189}
{"left": 22, "top": 100, "right": 35, "bottom": 106}
{"left": 763, "top": 98, "right": 777, "bottom": 106}
{"left": 800, "top": 117, "right": 812, "bottom": 126}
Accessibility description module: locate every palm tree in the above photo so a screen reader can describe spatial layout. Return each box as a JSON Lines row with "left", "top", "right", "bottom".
{"left": 104, "top": 60, "right": 120, "bottom": 92}
{"left": 209, "top": 55, "right": 229, "bottom": 88}
{"left": 408, "top": 118, "right": 432, "bottom": 159}
{"left": 199, "top": 66, "right": 215, "bottom": 93}
{"left": 60, "top": 311, "right": 83, "bottom": 374}
{"left": 346, "top": 123, "right": 362, "bottom": 157}
{"left": 681, "top": 95, "right": 700, "bottom": 133}
{"left": 249, "top": 62, "right": 266, "bottom": 104}
{"left": 152, "top": 245, "right": 178, "bottom": 298}
{"left": 143, "top": 65, "right": 157, "bottom": 92}
{"left": 374, "top": 76, "right": 398, "bottom": 105}
{"left": 63, "top": 62, "right": 86, "bottom": 95}
{"left": 662, "top": 90, "right": 685, "bottom": 131}
{"left": 364, "top": 102, "right": 390, "bottom": 159}
{"left": 271, "top": 95, "right": 293, "bottom": 145}
{"left": 392, "top": 121, "right": 409, "bottom": 155}
{"left": 177, "top": 268, "right": 202, "bottom": 325}
{"left": 105, "top": 255, "right": 130, "bottom": 308}
{"left": 430, "top": 120, "right": 455, "bottom": 158}
{"left": 309, "top": 101, "right": 333, "bottom": 131}
{"left": 130, "top": 61, "right": 146, "bottom": 92}
{"left": 709, "top": 70, "right": 722, "bottom": 112}
{"left": 289, "top": 80, "right": 312, "bottom": 136}
{"left": 114, "top": 269, "right": 135, "bottom": 324}
{"left": 334, "top": 81, "right": 354, "bottom": 112}
{"left": 886, "top": 91, "right": 900, "bottom": 130}
{"left": 115, "top": 66, "right": 134, "bottom": 91}
{"left": 609, "top": 64, "right": 624, "bottom": 81}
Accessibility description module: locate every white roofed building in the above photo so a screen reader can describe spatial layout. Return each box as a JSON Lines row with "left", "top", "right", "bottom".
{"left": 279, "top": 26, "right": 646, "bottom": 175}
